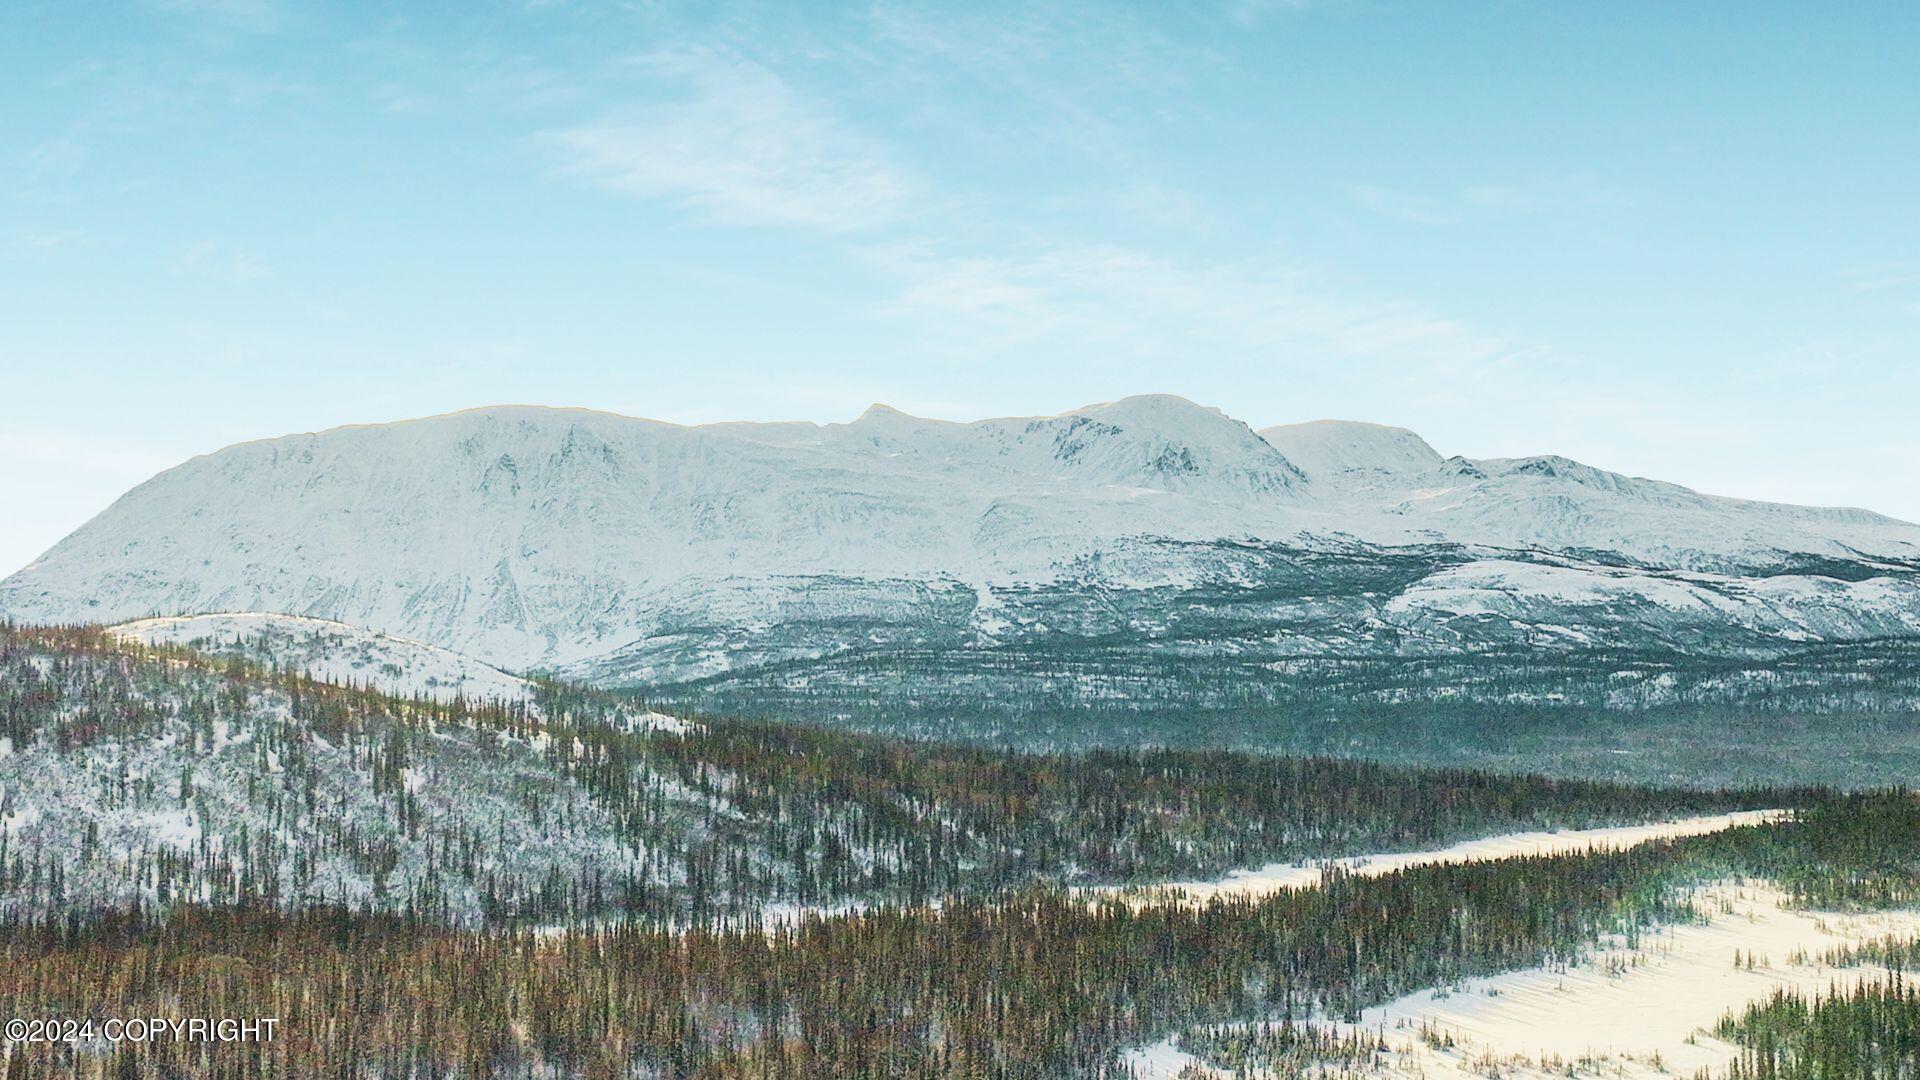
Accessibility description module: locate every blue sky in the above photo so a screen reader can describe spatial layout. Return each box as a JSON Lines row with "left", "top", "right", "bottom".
{"left": 3, "top": 1, "right": 1917, "bottom": 573}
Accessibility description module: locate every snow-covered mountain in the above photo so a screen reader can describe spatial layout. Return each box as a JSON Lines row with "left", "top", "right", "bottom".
{"left": 1263, "top": 419, "right": 1915, "bottom": 572}
{"left": 1260, "top": 419, "right": 1443, "bottom": 479}
{"left": 3, "top": 396, "right": 1917, "bottom": 696}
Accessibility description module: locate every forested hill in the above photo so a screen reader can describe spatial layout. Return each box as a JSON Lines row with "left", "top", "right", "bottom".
{"left": 5, "top": 794, "right": 1914, "bottom": 1078}
{"left": 0, "top": 624, "right": 1785, "bottom": 927}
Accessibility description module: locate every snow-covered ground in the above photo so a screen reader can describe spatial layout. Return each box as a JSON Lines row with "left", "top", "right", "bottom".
{"left": 112, "top": 612, "right": 540, "bottom": 709}
{"left": 1127, "top": 881, "right": 1920, "bottom": 1078}
{"left": 1384, "top": 558, "right": 1920, "bottom": 641}
{"left": 1086, "top": 810, "right": 1784, "bottom": 907}
{"left": 112, "top": 613, "right": 696, "bottom": 735}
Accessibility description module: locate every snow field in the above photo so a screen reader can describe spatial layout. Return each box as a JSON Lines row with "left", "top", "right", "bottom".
{"left": 1129, "top": 881, "right": 1920, "bottom": 1078}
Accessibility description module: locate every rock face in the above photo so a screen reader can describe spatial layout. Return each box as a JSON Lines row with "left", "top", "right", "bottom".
{"left": 4, "top": 396, "right": 1919, "bottom": 691}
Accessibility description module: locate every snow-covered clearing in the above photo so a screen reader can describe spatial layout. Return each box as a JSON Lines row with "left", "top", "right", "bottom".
{"left": 1127, "top": 880, "right": 1920, "bottom": 1078}
{"left": 113, "top": 612, "right": 538, "bottom": 709}
{"left": 110, "top": 612, "right": 702, "bottom": 737}
{"left": 737, "top": 813, "right": 1788, "bottom": 939}
{"left": 1087, "top": 810, "right": 1784, "bottom": 907}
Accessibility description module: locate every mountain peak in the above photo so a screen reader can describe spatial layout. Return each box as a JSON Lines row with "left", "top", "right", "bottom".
{"left": 1064, "top": 395, "right": 1284, "bottom": 461}
{"left": 1260, "top": 420, "right": 1441, "bottom": 480}
{"left": 1016, "top": 394, "right": 1307, "bottom": 494}
{"left": 851, "top": 403, "right": 925, "bottom": 427}
{"left": 1069, "top": 394, "right": 1225, "bottom": 428}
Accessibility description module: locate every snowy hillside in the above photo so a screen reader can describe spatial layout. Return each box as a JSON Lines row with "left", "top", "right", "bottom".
{"left": 112, "top": 612, "right": 539, "bottom": 708}
{"left": 6, "top": 626, "right": 1752, "bottom": 922}
{"left": 0, "top": 628, "right": 654, "bottom": 924}
{"left": 1262, "top": 420, "right": 1920, "bottom": 573}
{"left": 1259, "top": 419, "right": 1441, "bottom": 479}
{"left": 2, "top": 396, "right": 1917, "bottom": 692}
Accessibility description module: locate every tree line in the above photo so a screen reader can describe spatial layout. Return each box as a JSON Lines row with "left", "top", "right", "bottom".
{"left": 3, "top": 794, "right": 1916, "bottom": 1077}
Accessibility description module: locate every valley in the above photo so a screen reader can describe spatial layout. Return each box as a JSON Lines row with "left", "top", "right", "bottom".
{"left": 12, "top": 0, "right": 1916, "bottom": 1070}
{"left": 0, "top": 621, "right": 1910, "bottom": 1077}
{"left": 2, "top": 398, "right": 1917, "bottom": 1076}
{"left": 0, "top": 625, "right": 1767, "bottom": 925}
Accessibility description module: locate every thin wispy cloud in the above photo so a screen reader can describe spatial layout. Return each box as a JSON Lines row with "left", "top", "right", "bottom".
{"left": 862, "top": 2, "right": 1198, "bottom": 161}
{"left": 1106, "top": 182, "right": 1218, "bottom": 233}
{"left": 1848, "top": 266, "right": 1918, "bottom": 294}
{"left": 1349, "top": 184, "right": 1454, "bottom": 225}
{"left": 1353, "top": 176, "right": 1633, "bottom": 224}
{"left": 146, "top": 0, "right": 284, "bottom": 32}
{"left": 13, "top": 229, "right": 89, "bottom": 251}
{"left": 1222, "top": 0, "right": 1320, "bottom": 27}
{"left": 867, "top": 3, "right": 1189, "bottom": 92}
{"left": 173, "top": 240, "right": 269, "bottom": 285}
{"left": 867, "top": 240, "right": 1539, "bottom": 377}
{"left": 549, "top": 49, "right": 921, "bottom": 232}
{"left": 1462, "top": 176, "right": 1632, "bottom": 214}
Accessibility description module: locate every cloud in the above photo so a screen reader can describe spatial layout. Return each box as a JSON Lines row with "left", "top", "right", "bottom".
{"left": 1462, "top": 177, "right": 1632, "bottom": 214}
{"left": 1848, "top": 265, "right": 1919, "bottom": 294}
{"left": 861, "top": 3, "right": 1202, "bottom": 161}
{"left": 864, "top": 240, "right": 1540, "bottom": 377}
{"left": 1353, "top": 176, "right": 1632, "bottom": 224}
{"left": 548, "top": 50, "right": 920, "bottom": 232}
{"left": 146, "top": 0, "right": 284, "bottom": 31}
{"left": 12, "top": 229, "right": 89, "bottom": 251}
{"left": 173, "top": 240, "right": 269, "bottom": 284}
{"left": 1222, "top": 0, "right": 1320, "bottom": 27}
{"left": 1349, "top": 184, "right": 1454, "bottom": 225}
{"left": 1107, "top": 182, "right": 1217, "bottom": 233}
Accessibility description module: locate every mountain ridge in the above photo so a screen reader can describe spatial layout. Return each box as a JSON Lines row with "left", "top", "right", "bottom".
{"left": 4, "top": 395, "right": 1917, "bottom": 690}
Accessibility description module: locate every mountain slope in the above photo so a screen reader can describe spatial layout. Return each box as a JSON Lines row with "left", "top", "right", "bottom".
{"left": 0, "top": 399, "right": 1328, "bottom": 670}
{"left": 3, "top": 396, "right": 1917, "bottom": 698}
{"left": 1260, "top": 419, "right": 1442, "bottom": 479}
{"left": 1261, "top": 423, "right": 1920, "bottom": 573}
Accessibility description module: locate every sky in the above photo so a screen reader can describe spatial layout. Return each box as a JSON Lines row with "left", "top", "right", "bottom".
{"left": 3, "top": 1, "right": 1918, "bottom": 575}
